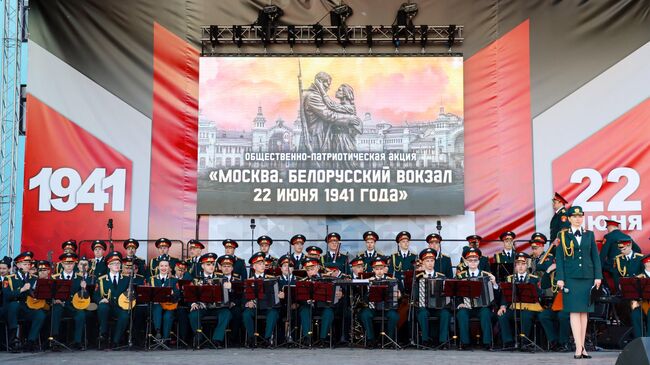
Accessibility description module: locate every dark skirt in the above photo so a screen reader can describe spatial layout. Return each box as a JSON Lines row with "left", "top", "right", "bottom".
{"left": 562, "top": 277, "right": 594, "bottom": 313}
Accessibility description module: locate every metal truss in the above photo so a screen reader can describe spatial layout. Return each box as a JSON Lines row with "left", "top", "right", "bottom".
{"left": 1, "top": 0, "right": 26, "bottom": 258}
{"left": 201, "top": 24, "right": 463, "bottom": 55}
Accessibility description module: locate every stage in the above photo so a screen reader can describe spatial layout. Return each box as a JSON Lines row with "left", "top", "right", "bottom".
{"left": 0, "top": 348, "right": 621, "bottom": 365}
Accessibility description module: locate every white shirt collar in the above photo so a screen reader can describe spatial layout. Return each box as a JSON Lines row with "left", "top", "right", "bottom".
{"left": 159, "top": 274, "right": 168, "bottom": 280}
{"left": 424, "top": 270, "right": 436, "bottom": 276}
{"left": 469, "top": 269, "right": 479, "bottom": 276}
{"left": 400, "top": 250, "right": 410, "bottom": 256}
{"left": 645, "top": 270, "right": 650, "bottom": 277}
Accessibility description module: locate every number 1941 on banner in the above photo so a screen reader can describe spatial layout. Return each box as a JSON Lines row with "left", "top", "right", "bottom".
{"left": 28, "top": 167, "right": 126, "bottom": 212}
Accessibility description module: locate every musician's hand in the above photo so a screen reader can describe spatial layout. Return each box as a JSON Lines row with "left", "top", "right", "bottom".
{"left": 547, "top": 263, "right": 556, "bottom": 273}
{"left": 556, "top": 280, "right": 565, "bottom": 290}
{"left": 190, "top": 303, "right": 201, "bottom": 311}
{"left": 307, "top": 299, "right": 314, "bottom": 305}
{"left": 497, "top": 305, "right": 507, "bottom": 316}
{"left": 246, "top": 300, "right": 256, "bottom": 309}
{"left": 223, "top": 281, "right": 232, "bottom": 290}
{"left": 457, "top": 303, "right": 470, "bottom": 309}
{"left": 489, "top": 275, "right": 496, "bottom": 285}
{"left": 335, "top": 290, "right": 343, "bottom": 299}
{"left": 20, "top": 283, "right": 31, "bottom": 292}
{"left": 54, "top": 299, "right": 64, "bottom": 305}
{"left": 278, "top": 291, "right": 285, "bottom": 299}
{"left": 594, "top": 279, "right": 601, "bottom": 289}
{"left": 100, "top": 298, "right": 109, "bottom": 304}
{"left": 631, "top": 300, "right": 640, "bottom": 310}
{"left": 80, "top": 281, "right": 87, "bottom": 289}
{"left": 291, "top": 303, "right": 299, "bottom": 309}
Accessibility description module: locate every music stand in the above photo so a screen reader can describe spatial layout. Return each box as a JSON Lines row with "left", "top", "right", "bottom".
{"left": 136, "top": 286, "right": 173, "bottom": 350}
{"left": 500, "top": 282, "right": 544, "bottom": 352}
{"left": 440, "top": 279, "right": 482, "bottom": 350}
{"left": 244, "top": 279, "right": 272, "bottom": 348}
{"left": 38, "top": 279, "right": 72, "bottom": 351}
{"left": 404, "top": 270, "right": 423, "bottom": 348}
{"left": 368, "top": 284, "right": 400, "bottom": 349}
{"left": 184, "top": 284, "right": 223, "bottom": 350}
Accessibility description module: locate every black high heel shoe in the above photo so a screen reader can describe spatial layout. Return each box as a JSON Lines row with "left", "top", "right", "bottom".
{"left": 581, "top": 347, "right": 592, "bottom": 359}
{"left": 574, "top": 354, "right": 583, "bottom": 359}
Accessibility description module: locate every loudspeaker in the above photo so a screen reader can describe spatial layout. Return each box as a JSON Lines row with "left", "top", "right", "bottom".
{"left": 616, "top": 337, "right": 650, "bottom": 365}
{"left": 598, "top": 325, "right": 633, "bottom": 349}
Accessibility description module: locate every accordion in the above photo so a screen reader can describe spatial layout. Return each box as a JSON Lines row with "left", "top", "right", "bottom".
{"left": 469, "top": 276, "right": 495, "bottom": 308}
{"left": 417, "top": 278, "right": 450, "bottom": 309}
{"left": 244, "top": 279, "right": 280, "bottom": 309}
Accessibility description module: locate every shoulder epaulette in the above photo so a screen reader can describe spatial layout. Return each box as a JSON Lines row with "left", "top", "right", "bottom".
{"left": 634, "top": 253, "right": 644, "bottom": 257}
{"left": 98, "top": 274, "right": 108, "bottom": 280}
{"left": 529, "top": 274, "right": 539, "bottom": 279}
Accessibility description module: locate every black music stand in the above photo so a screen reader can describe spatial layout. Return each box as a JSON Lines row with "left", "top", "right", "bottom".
{"left": 36, "top": 279, "right": 72, "bottom": 351}
{"left": 368, "top": 283, "right": 400, "bottom": 349}
{"left": 136, "top": 286, "right": 173, "bottom": 350}
{"left": 294, "top": 281, "right": 317, "bottom": 347}
{"left": 184, "top": 284, "right": 223, "bottom": 350}
{"left": 404, "top": 270, "right": 423, "bottom": 349}
{"left": 500, "top": 282, "right": 544, "bottom": 352}
{"left": 441, "top": 279, "right": 482, "bottom": 350}
{"left": 244, "top": 279, "right": 273, "bottom": 348}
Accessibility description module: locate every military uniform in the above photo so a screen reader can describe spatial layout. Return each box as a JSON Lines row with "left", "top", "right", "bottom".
{"left": 50, "top": 253, "right": 87, "bottom": 348}
{"left": 493, "top": 231, "right": 517, "bottom": 264}
{"left": 415, "top": 248, "right": 451, "bottom": 346}
{"left": 538, "top": 270, "right": 571, "bottom": 351}
{"left": 456, "top": 235, "right": 491, "bottom": 273}
{"left": 55, "top": 240, "right": 79, "bottom": 275}
{"left": 149, "top": 238, "right": 180, "bottom": 278}
{"left": 550, "top": 200, "right": 568, "bottom": 242}
{"left": 359, "top": 256, "right": 401, "bottom": 346}
{"left": 149, "top": 273, "right": 179, "bottom": 340}
{"left": 94, "top": 252, "right": 131, "bottom": 346}
{"left": 89, "top": 240, "right": 108, "bottom": 278}
{"left": 322, "top": 232, "right": 349, "bottom": 274}
{"left": 123, "top": 238, "right": 147, "bottom": 276}
{"left": 3, "top": 252, "right": 47, "bottom": 351}
{"left": 612, "top": 248, "right": 643, "bottom": 288}
{"left": 359, "top": 231, "right": 381, "bottom": 273}
{"left": 243, "top": 252, "right": 280, "bottom": 345}
{"left": 426, "top": 233, "right": 454, "bottom": 278}
{"left": 600, "top": 223, "right": 641, "bottom": 274}
{"left": 555, "top": 206, "right": 603, "bottom": 313}
{"left": 289, "top": 234, "right": 307, "bottom": 270}
{"left": 497, "top": 253, "right": 542, "bottom": 347}
{"left": 297, "top": 257, "right": 336, "bottom": 342}
{"left": 186, "top": 239, "right": 205, "bottom": 278}
{"left": 388, "top": 231, "right": 417, "bottom": 280}
{"left": 456, "top": 248, "right": 495, "bottom": 348}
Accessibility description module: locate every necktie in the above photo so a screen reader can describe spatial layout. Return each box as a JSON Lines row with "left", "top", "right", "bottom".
{"left": 112, "top": 276, "right": 118, "bottom": 286}
{"left": 574, "top": 230, "right": 581, "bottom": 237}
{"left": 428, "top": 273, "right": 433, "bottom": 278}
{"left": 471, "top": 272, "right": 476, "bottom": 278}
{"left": 519, "top": 276, "right": 524, "bottom": 282}
{"left": 161, "top": 278, "right": 166, "bottom": 285}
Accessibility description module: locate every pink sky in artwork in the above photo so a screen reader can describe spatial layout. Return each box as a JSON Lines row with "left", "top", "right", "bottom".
{"left": 199, "top": 57, "right": 463, "bottom": 131}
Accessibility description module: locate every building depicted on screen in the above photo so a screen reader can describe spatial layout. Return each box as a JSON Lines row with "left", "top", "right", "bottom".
{"left": 198, "top": 104, "right": 464, "bottom": 170}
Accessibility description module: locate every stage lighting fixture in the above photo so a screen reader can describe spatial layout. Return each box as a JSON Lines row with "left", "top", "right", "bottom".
{"left": 313, "top": 23, "right": 324, "bottom": 48}
{"left": 255, "top": 4, "right": 284, "bottom": 45}
{"left": 419, "top": 25, "right": 428, "bottom": 48}
{"left": 287, "top": 25, "right": 297, "bottom": 47}
{"left": 446, "top": 24, "right": 457, "bottom": 50}
{"left": 365, "top": 25, "right": 373, "bottom": 49}
{"left": 209, "top": 25, "right": 219, "bottom": 47}
{"left": 396, "top": 2, "right": 418, "bottom": 27}
{"left": 330, "top": 4, "right": 353, "bottom": 27}
{"left": 232, "top": 25, "right": 243, "bottom": 48}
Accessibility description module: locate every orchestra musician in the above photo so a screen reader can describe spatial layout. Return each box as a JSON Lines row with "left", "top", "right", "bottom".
{"left": 360, "top": 231, "right": 381, "bottom": 273}
{"left": 415, "top": 248, "right": 451, "bottom": 348}
{"left": 243, "top": 252, "right": 280, "bottom": 347}
{"left": 456, "top": 247, "right": 497, "bottom": 350}
{"left": 359, "top": 256, "right": 401, "bottom": 348}
{"left": 3, "top": 251, "right": 46, "bottom": 352}
{"left": 289, "top": 235, "right": 307, "bottom": 269}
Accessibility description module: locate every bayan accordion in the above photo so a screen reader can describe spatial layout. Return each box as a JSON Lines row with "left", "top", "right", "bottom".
{"left": 469, "top": 276, "right": 495, "bottom": 308}
{"left": 417, "top": 278, "right": 450, "bottom": 309}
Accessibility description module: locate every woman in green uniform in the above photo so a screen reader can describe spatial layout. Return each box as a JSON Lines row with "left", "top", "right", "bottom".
{"left": 556, "top": 206, "right": 602, "bottom": 359}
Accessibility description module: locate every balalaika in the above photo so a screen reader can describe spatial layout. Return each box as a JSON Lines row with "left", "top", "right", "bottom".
{"left": 417, "top": 278, "right": 450, "bottom": 309}
{"left": 468, "top": 276, "right": 495, "bottom": 308}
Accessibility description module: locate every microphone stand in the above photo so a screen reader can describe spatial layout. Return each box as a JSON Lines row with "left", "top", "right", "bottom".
{"left": 125, "top": 268, "right": 136, "bottom": 350}
{"left": 107, "top": 219, "right": 114, "bottom": 252}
